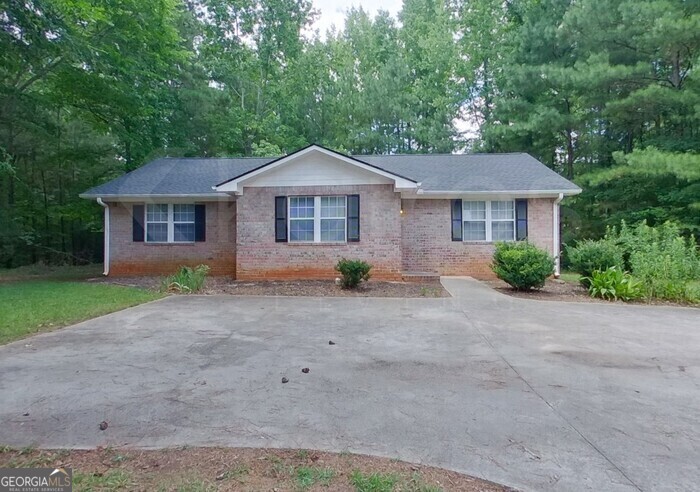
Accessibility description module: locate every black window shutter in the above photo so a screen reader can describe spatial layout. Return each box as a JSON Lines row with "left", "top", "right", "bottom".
{"left": 133, "top": 204, "right": 145, "bottom": 242}
{"left": 194, "top": 204, "right": 206, "bottom": 242}
{"left": 275, "top": 196, "right": 288, "bottom": 242}
{"left": 347, "top": 194, "right": 360, "bottom": 242}
{"left": 451, "top": 199, "right": 462, "bottom": 241}
{"left": 515, "top": 199, "right": 528, "bottom": 241}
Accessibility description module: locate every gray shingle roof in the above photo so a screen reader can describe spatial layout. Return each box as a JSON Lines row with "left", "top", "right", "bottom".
{"left": 363, "top": 153, "right": 581, "bottom": 193}
{"left": 81, "top": 152, "right": 580, "bottom": 197}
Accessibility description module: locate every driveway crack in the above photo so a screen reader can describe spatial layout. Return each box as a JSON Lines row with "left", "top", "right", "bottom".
{"left": 457, "top": 306, "right": 644, "bottom": 492}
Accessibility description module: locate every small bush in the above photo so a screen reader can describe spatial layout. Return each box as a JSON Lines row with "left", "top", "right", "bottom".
{"left": 567, "top": 239, "right": 623, "bottom": 280}
{"left": 491, "top": 242, "right": 554, "bottom": 290}
{"left": 585, "top": 266, "right": 643, "bottom": 301}
{"left": 162, "top": 264, "right": 210, "bottom": 293}
{"left": 335, "top": 258, "right": 372, "bottom": 288}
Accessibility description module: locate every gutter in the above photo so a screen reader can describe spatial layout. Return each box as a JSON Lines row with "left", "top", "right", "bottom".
{"left": 553, "top": 193, "right": 564, "bottom": 278}
{"left": 96, "top": 198, "right": 110, "bottom": 276}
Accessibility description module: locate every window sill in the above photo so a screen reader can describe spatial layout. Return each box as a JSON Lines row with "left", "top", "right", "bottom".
{"left": 286, "top": 242, "right": 349, "bottom": 246}
{"left": 461, "top": 240, "right": 515, "bottom": 245}
{"left": 143, "top": 242, "right": 196, "bottom": 245}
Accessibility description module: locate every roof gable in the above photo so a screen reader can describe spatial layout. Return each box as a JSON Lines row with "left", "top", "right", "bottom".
{"left": 214, "top": 145, "right": 419, "bottom": 194}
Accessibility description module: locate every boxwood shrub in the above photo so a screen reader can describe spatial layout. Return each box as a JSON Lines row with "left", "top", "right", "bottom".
{"left": 335, "top": 258, "right": 372, "bottom": 288}
{"left": 491, "top": 242, "right": 554, "bottom": 290}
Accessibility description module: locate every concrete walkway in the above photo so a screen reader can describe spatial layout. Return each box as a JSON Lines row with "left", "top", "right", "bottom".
{"left": 0, "top": 278, "right": 698, "bottom": 491}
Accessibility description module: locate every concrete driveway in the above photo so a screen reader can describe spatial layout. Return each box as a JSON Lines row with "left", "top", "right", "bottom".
{"left": 1, "top": 279, "right": 698, "bottom": 492}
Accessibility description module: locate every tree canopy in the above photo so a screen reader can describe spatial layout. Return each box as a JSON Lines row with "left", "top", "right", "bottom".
{"left": 1, "top": 0, "right": 698, "bottom": 267}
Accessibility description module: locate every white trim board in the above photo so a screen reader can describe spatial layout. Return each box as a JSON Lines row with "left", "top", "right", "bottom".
{"left": 214, "top": 145, "right": 419, "bottom": 194}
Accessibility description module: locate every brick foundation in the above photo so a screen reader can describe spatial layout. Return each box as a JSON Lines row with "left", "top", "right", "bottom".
{"left": 108, "top": 201, "right": 236, "bottom": 276}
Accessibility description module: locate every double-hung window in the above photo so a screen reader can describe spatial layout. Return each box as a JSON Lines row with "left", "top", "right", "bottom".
{"left": 462, "top": 200, "right": 515, "bottom": 242}
{"left": 289, "top": 196, "right": 347, "bottom": 243}
{"left": 146, "top": 204, "right": 195, "bottom": 243}
{"left": 320, "top": 196, "right": 346, "bottom": 242}
{"left": 490, "top": 201, "right": 515, "bottom": 241}
{"left": 289, "top": 196, "right": 315, "bottom": 242}
{"left": 146, "top": 204, "right": 169, "bottom": 242}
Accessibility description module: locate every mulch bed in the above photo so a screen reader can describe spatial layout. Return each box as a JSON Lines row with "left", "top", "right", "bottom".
{"left": 0, "top": 447, "right": 511, "bottom": 491}
{"left": 483, "top": 278, "right": 698, "bottom": 308}
{"left": 483, "top": 278, "right": 602, "bottom": 303}
{"left": 90, "top": 277, "right": 450, "bottom": 298}
{"left": 203, "top": 279, "right": 450, "bottom": 298}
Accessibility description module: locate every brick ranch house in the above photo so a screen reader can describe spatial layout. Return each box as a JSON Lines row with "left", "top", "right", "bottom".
{"left": 80, "top": 144, "right": 581, "bottom": 280}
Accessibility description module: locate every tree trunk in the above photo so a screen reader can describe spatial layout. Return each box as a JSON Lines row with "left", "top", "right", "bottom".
{"left": 565, "top": 128, "right": 574, "bottom": 179}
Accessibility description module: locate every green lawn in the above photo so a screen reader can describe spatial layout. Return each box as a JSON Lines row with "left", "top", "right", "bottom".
{"left": 0, "top": 263, "right": 103, "bottom": 282}
{"left": 0, "top": 281, "right": 162, "bottom": 345}
{"left": 558, "top": 271, "right": 582, "bottom": 284}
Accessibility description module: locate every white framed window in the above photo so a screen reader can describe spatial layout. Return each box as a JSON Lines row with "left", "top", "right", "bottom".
{"left": 146, "top": 204, "right": 169, "bottom": 242}
{"left": 146, "top": 204, "right": 195, "bottom": 243}
{"left": 320, "top": 196, "right": 346, "bottom": 242}
{"left": 463, "top": 200, "right": 515, "bottom": 242}
{"left": 289, "top": 196, "right": 346, "bottom": 243}
{"left": 490, "top": 200, "right": 515, "bottom": 241}
{"left": 289, "top": 196, "right": 315, "bottom": 242}
{"left": 463, "top": 201, "right": 487, "bottom": 241}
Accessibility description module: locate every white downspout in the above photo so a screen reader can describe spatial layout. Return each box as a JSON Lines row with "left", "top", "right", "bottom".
{"left": 96, "top": 198, "right": 110, "bottom": 276}
{"left": 553, "top": 193, "right": 564, "bottom": 278}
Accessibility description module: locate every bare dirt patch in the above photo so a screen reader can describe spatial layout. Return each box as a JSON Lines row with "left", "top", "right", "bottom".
{"left": 91, "top": 277, "right": 450, "bottom": 298}
{"left": 0, "top": 447, "right": 510, "bottom": 491}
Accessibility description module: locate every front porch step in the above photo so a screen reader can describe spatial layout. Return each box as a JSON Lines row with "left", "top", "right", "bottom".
{"left": 401, "top": 272, "right": 441, "bottom": 283}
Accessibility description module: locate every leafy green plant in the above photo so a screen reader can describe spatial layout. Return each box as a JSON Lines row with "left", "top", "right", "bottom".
{"left": 585, "top": 267, "right": 644, "bottom": 301}
{"left": 566, "top": 239, "right": 623, "bottom": 281}
{"left": 608, "top": 221, "right": 699, "bottom": 302}
{"left": 491, "top": 242, "right": 554, "bottom": 290}
{"left": 335, "top": 258, "right": 372, "bottom": 288}
{"left": 162, "top": 265, "right": 210, "bottom": 294}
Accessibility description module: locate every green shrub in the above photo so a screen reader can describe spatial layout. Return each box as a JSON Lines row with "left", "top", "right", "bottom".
{"left": 491, "top": 242, "right": 554, "bottom": 290}
{"left": 585, "top": 266, "right": 643, "bottom": 301}
{"left": 608, "top": 221, "right": 699, "bottom": 301}
{"left": 567, "top": 239, "right": 623, "bottom": 280}
{"left": 162, "top": 264, "right": 210, "bottom": 293}
{"left": 335, "top": 258, "right": 372, "bottom": 288}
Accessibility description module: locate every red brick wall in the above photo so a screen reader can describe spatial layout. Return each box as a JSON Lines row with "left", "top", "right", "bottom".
{"left": 106, "top": 195, "right": 555, "bottom": 281}
{"left": 108, "top": 201, "right": 236, "bottom": 276}
{"left": 235, "top": 184, "right": 402, "bottom": 280}
{"left": 400, "top": 198, "right": 555, "bottom": 279}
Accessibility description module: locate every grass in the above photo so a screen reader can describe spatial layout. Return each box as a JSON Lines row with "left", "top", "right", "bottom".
{"left": 73, "top": 470, "right": 132, "bottom": 490}
{"left": 295, "top": 466, "right": 335, "bottom": 489}
{"left": 558, "top": 271, "right": 581, "bottom": 284}
{"left": 686, "top": 280, "right": 700, "bottom": 303}
{"left": 351, "top": 471, "right": 399, "bottom": 492}
{"left": 0, "top": 263, "right": 103, "bottom": 281}
{"left": 0, "top": 280, "right": 162, "bottom": 344}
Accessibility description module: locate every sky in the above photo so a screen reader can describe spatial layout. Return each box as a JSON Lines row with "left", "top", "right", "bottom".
{"left": 309, "top": 0, "right": 403, "bottom": 35}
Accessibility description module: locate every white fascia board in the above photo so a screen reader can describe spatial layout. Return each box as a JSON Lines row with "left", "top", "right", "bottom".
{"left": 79, "top": 193, "right": 230, "bottom": 201}
{"left": 214, "top": 145, "right": 418, "bottom": 193}
{"left": 409, "top": 189, "right": 582, "bottom": 199}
